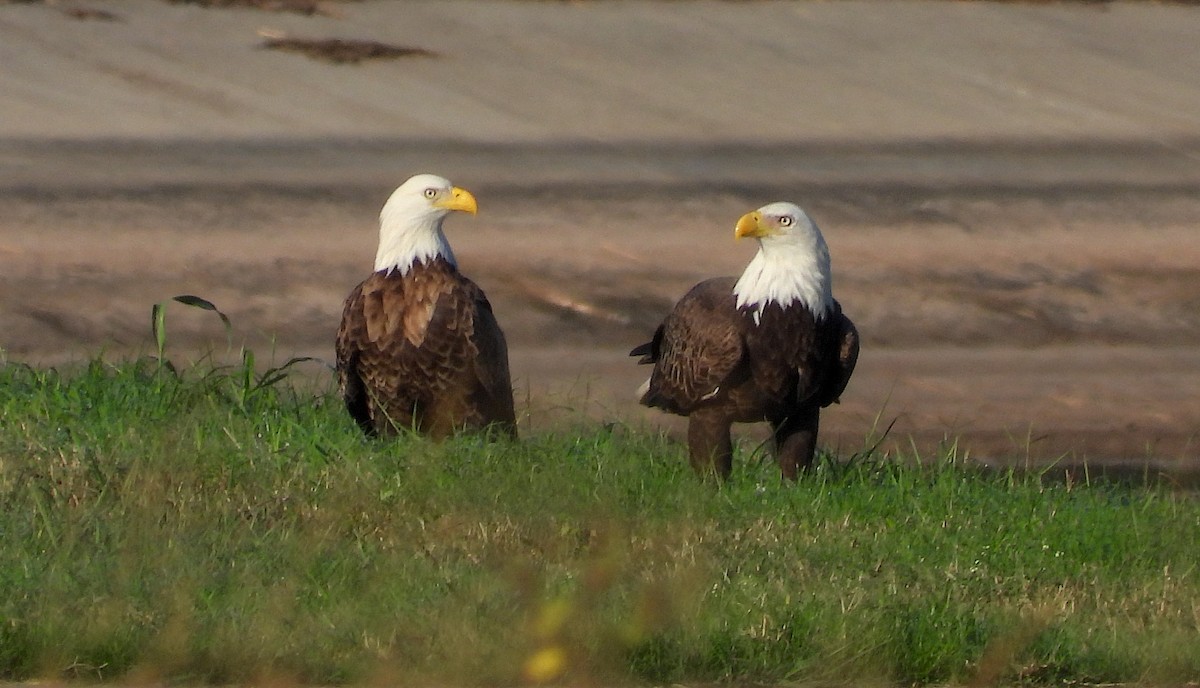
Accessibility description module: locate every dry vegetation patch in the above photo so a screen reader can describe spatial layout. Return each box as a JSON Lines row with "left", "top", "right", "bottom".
{"left": 61, "top": 6, "right": 120, "bottom": 20}
{"left": 259, "top": 35, "right": 437, "bottom": 64}
{"left": 166, "top": 0, "right": 353, "bottom": 17}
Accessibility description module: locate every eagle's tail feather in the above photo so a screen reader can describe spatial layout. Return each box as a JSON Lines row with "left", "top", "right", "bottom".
{"left": 629, "top": 341, "right": 654, "bottom": 364}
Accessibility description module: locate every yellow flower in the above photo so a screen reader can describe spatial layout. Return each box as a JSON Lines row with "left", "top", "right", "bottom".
{"left": 522, "top": 645, "right": 567, "bottom": 684}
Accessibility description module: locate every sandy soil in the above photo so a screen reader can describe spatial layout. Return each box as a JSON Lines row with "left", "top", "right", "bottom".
{"left": 2, "top": 1, "right": 1199, "bottom": 481}
{"left": 3, "top": 155, "right": 1198, "bottom": 479}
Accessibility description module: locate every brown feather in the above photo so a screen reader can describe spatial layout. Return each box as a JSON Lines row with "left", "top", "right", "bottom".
{"left": 336, "top": 257, "right": 516, "bottom": 439}
{"left": 631, "top": 277, "right": 857, "bottom": 480}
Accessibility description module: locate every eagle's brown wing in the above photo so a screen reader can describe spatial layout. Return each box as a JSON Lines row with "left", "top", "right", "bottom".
{"left": 634, "top": 277, "right": 747, "bottom": 415}
{"left": 335, "top": 278, "right": 377, "bottom": 435}
{"left": 462, "top": 279, "right": 517, "bottom": 436}
{"left": 816, "top": 303, "right": 859, "bottom": 407}
{"left": 336, "top": 265, "right": 515, "bottom": 437}
{"left": 338, "top": 279, "right": 374, "bottom": 434}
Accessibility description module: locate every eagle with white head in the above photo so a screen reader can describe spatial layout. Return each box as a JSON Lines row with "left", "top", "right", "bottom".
{"left": 631, "top": 202, "right": 858, "bottom": 480}
{"left": 336, "top": 174, "right": 516, "bottom": 439}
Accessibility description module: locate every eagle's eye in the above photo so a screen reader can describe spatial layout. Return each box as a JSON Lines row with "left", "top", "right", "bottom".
{"left": 779, "top": 215, "right": 794, "bottom": 227}
{"left": 423, "top": 188, "right": 438, "bottom": 199}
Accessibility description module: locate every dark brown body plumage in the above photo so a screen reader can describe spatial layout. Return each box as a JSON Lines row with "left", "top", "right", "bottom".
{"left": 336, "top": 257, "right": 516, "bottom": 438}
{"left": 631, "top": 277, "right": 858, "bottom": 480}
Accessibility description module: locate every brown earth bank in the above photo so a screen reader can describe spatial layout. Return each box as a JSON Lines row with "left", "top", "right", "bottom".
{"left": 3, "top": 148, "right": 1198, "bottom": 483}
{"left": 2, "top": 0, "right": 1200, "bottom": 482}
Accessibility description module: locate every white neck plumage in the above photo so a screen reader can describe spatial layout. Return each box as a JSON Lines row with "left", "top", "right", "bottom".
{"left": 373, "top": 205, "right": 457, "bottom": 275}
{"left": 733, "top": 231, "right": 833, "bottom": 324}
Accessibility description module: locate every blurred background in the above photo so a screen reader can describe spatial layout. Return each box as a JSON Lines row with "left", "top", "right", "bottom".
{"left": 2, "top": 0, "right": 1199, "bottom": 469}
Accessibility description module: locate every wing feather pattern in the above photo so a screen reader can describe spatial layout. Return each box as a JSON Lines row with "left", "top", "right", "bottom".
{"left": 335, "top": 258, "right": 516, "bottom": 438}
{"left": 465, "top": 290, "right": 517, "bottom": 434}
{"left": 814, "top": 302, "right": 859, "bottom": 407}
{"left": 632, "top": 278, "right": 746, "bottom": 415}
{"left": 631, "top": 282, "right": 859, "bottom": 421}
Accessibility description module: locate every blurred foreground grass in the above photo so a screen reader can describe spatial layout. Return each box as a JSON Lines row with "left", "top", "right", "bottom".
{"left": 1, "top": 353, "right": 1198, "bottom": 686}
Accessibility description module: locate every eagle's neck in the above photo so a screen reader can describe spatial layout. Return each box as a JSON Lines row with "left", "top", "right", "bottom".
{"left": 733, "top": 232, "right": 832, "bottom": 324}
{"left": 374, "top": 213, "right": 457, "bottom": 276}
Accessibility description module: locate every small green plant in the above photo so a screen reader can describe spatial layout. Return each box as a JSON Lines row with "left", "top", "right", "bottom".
{"left": 151, "top": 294, "right": 233, "bottom": 363}
{"left": 149, "top": 294, "right": 321, "bottom": 411}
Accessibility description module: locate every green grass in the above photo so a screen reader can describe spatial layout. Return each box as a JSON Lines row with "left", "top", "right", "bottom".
{"left": 1, "top": 353, "right": 1198, "bottom": 686}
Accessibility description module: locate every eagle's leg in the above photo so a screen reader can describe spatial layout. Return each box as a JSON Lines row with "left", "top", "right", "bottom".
{"left": 687, "top": 409, "right": 733, "bottom": 482}
{"left": 772, "top": 406, "right": 820, "bottom": 480}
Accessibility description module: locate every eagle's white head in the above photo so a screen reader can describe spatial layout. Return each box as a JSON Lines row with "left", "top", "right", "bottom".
{"left": 732, "top": 201, "right": 833, "bottom": 322}
{"left": 375, "top": 173, "right": 478, "bottom": 274}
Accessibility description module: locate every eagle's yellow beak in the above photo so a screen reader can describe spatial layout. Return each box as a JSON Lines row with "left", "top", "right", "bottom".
{"left": 735, "top": 211, "right": 768, "bottom": 239}
{"left": 436, "top": 186, "right": 478, "bottom": 215}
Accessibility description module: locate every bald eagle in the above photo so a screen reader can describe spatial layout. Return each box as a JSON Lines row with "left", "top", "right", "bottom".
{"left": 336, "top": 174, "right": 517, "bottom": 439}
{"left": 631, "top": 202, "right": 858, "bottom": 480}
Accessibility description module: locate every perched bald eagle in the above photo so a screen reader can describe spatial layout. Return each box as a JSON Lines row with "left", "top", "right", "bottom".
{"left": 336, "top": 174, "right": 517, "bottom": 439}
{"left": 631, "top": 202, "right": 858, "bottom": 480}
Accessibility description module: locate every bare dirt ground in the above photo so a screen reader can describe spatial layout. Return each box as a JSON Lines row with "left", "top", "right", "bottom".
{"left": 2, "top": 1, "right": 1200, "bottom": 482}
{"left": 3, "top": 142, "right": 1199, "bottom": 481}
